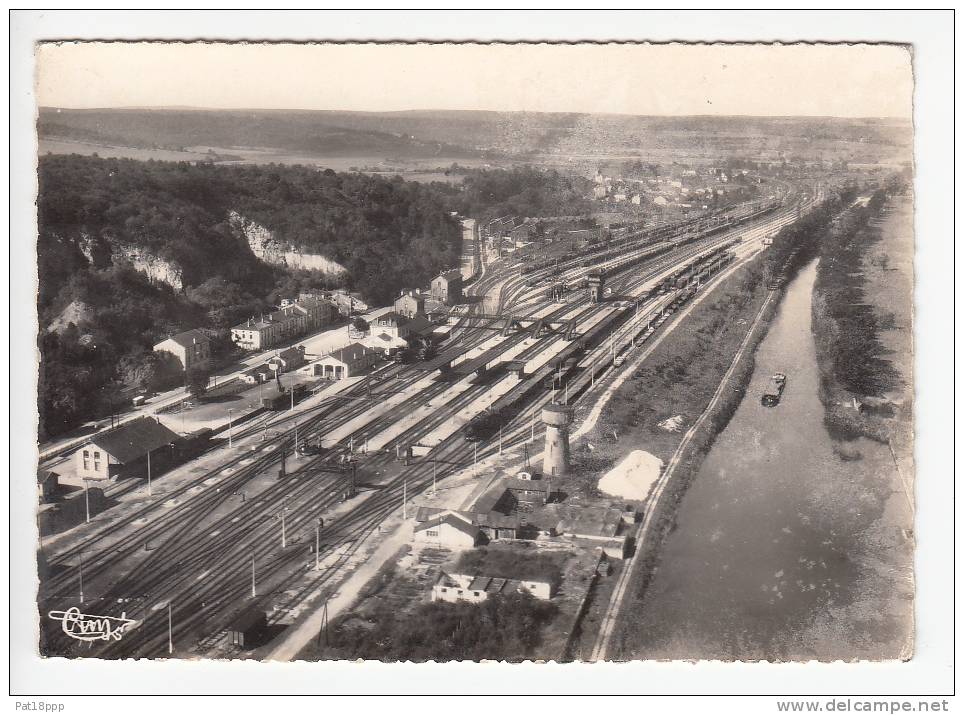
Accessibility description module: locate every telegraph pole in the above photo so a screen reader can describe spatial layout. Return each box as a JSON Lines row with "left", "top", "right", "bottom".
{"left": 146, "top": 449, "right": 152, "bottom": 497}
{"left": 403, "top": 480, "right": 408, "bottom": 519}
{"left": 84, "top": 479, "right": 90, "bottom": 524}
{"left": 228, "top": 409, "right": 234, "bottom": 447}
{"left": 78, "top": 551, "right": 85, "bottom": 603}
{"left": 167, "top": 601, "right": 173, "bottom": 655}
{"left": 280, "top": 507, "right": 288, "bottom": 549}
{"left": 315, "top": 524, "right": 320, "bottom": 570}
{"left": 251, "top": 551, "right": 256, "bottom": 597}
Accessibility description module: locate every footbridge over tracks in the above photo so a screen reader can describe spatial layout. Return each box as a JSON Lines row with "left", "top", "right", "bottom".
{"left": 463, "top": 311, "right": 579, "bottom": 341}
{"left": 416, "top": 311, "right": 577, "bottom": 376}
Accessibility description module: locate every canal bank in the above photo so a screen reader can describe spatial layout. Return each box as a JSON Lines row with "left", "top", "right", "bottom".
{"left": 613, "top": 259, "right": 914, "bottom": 661}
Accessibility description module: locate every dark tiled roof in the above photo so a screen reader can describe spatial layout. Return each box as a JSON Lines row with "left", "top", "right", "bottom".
{"left": 242, "top": 363, "right": 271, "bottom": 377}
{"left": 504, "top": 478, "right": 549, "bottom": 494}
{"left": 405, "top": 315, "right": 433, "bottom": 335}
{"left": 414, "top": 506, "right": 445, "bottom": 523}
{"left": 556, "top": 505, "right": 623, "bottom": 538}
{"left": 471, "top": 510, "right": 519, "bottom": 530}
{"left": 329, "top": 342, "right": 371, "bottom": 365}
{"left": 89, "top": 416, "right": 180, "bottom": 464}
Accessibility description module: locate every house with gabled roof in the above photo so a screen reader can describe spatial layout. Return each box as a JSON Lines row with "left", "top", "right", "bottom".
{"left": 299, "top": 342, "right": 379, "bottom": 380}
{"left": 73, "top": 416, "right": 180, "bottom": 481}
{"left": 153, "top": 329, "right": 211, "bottom": 372}
{"left": 413, "top": 512, "right": 481, "bottom": 549}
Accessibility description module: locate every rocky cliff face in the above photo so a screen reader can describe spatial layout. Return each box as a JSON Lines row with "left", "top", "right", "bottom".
{"left": 111, "top": 246, "right": 184, "bottom": 292}
{"left": 47, "top": 299, "right": 95, "bottom": 333}
{"left": 63, "top": 230, "right": 185, "bottom": 291}
{"left": 229, "top": 210, "right": 347, "bottom": 275}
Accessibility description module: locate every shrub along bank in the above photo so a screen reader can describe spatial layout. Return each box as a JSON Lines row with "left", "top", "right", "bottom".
{"left": 810, "top": 178, "right": 909, "bottom": 442}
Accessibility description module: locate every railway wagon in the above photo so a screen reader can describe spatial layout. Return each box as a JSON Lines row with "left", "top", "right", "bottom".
{"left": 261, "top": 383, "right": 308, "bottom": 411}
{"left": 464, "top": 408, "right": 508, "bottom": 442}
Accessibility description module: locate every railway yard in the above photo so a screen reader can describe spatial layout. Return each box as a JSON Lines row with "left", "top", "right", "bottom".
{"left": 37, "top": 184, "right": 820, "bottom": 660}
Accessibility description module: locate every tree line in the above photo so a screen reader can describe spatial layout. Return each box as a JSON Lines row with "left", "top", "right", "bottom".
{"left": 36, "top": 155, "right": 464, "bottom": 438}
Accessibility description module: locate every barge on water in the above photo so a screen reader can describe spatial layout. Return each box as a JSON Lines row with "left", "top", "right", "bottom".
{"left": 761, "top": 372, "right": 787, "bottom": 407}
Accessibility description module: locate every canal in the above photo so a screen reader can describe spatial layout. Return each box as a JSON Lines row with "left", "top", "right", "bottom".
{"left": 623, "top": 259, "right": 914, "bottom": 661}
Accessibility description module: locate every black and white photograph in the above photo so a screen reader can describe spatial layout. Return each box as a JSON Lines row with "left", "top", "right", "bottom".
{"left": 8, "top": 9, "right": 955, "bottom": 706}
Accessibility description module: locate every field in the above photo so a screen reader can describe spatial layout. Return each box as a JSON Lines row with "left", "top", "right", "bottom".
{"left": 40, "top": 137, "right": 499, "bottom": 179}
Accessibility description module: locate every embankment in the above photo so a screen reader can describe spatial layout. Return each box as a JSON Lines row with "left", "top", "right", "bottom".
{"left": 810, "top": 182, "right": 911, "bottom": 444}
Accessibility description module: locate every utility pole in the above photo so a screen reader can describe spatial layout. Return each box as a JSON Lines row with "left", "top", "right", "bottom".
{"left": 315, "top": 524, "right": 320, "bottom": 570}
{"left": 403, "top": 480, "right": 408, "bottom": 519}
{"left": 290, "top": 388, "right": 295, "bottom": 411}
{"left": 167, "top": 601, "right": 173, "bottom": 655}
{"left": 228, "top": 409, "right": 234, "bottom": 447}
{"left": 78, "top": 551, "right": 85, "bottom": 603}
{"left": 280, "top": 507, "right": 288, "bottom": 549}
{"left": 251, "top": 551, "right": 256, "bottom": 597}
{"left": 474, "top": 443, "right": 478, "bottom": 466}
{"left": 147, "top": 449, "right": 152, "bottom": 497}
{"left": 294, "top": 421, "right": 299, "bottom": 453}
{"left": 84, "top": 479, "right": 90, "bottom": 524}
{"left": 322, "top": 600, "right": 329, "bottom": 647}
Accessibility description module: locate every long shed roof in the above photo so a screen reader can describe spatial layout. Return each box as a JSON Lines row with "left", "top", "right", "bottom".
{"left": 88, "top": 417, "right": 180, "bottom": 464}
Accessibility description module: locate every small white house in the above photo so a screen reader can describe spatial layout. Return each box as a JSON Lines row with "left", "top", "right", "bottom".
{"left": 413, "top": 512, "right": 480, "bottom": 549}
{"left": 299, "top": 342, "right": 378, "bottom": 380}
{"left": 431, "top": 571, "right": 553, "bottom": 604}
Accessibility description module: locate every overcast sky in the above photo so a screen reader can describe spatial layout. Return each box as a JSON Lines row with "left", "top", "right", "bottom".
{"left": 36, "top": 42, "right": 913, "bottom": 119}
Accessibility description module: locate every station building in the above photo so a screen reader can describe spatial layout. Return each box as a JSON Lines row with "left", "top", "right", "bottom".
{"left": 73, "top": 416, "right": 181, "bottom": 481}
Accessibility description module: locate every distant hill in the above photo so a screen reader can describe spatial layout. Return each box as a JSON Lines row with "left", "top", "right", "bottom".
{"left": 38, "top": 107, "right": 913, "bottom": 166}
{"left": 38, "top": 107, "right": 489, "bottom": 160}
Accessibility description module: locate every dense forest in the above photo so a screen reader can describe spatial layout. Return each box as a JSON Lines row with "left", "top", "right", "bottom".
{"left": 37, "top": 154, "right": 464, "bottom": 438}
{"left": 455, "top": 166, "right": 594, "bottom": 221}
{"left": 37, "top": 156, "right": 594, "bottom": 439}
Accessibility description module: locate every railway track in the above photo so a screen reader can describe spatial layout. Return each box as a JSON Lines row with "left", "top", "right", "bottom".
{"left": 40, "top": 195, "right": 809, "bottom": 658}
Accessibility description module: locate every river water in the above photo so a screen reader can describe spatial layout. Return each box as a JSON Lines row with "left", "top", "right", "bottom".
{"left": 622, "top": 260, "right": 914, "bottom": 661}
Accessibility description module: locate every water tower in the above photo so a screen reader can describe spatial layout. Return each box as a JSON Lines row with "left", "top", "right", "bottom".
{"left": 587, "top": 272, "right": 605, "bottom": 303}
{"left": 542, "top": 404, "right": 573, "bottom": 477}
